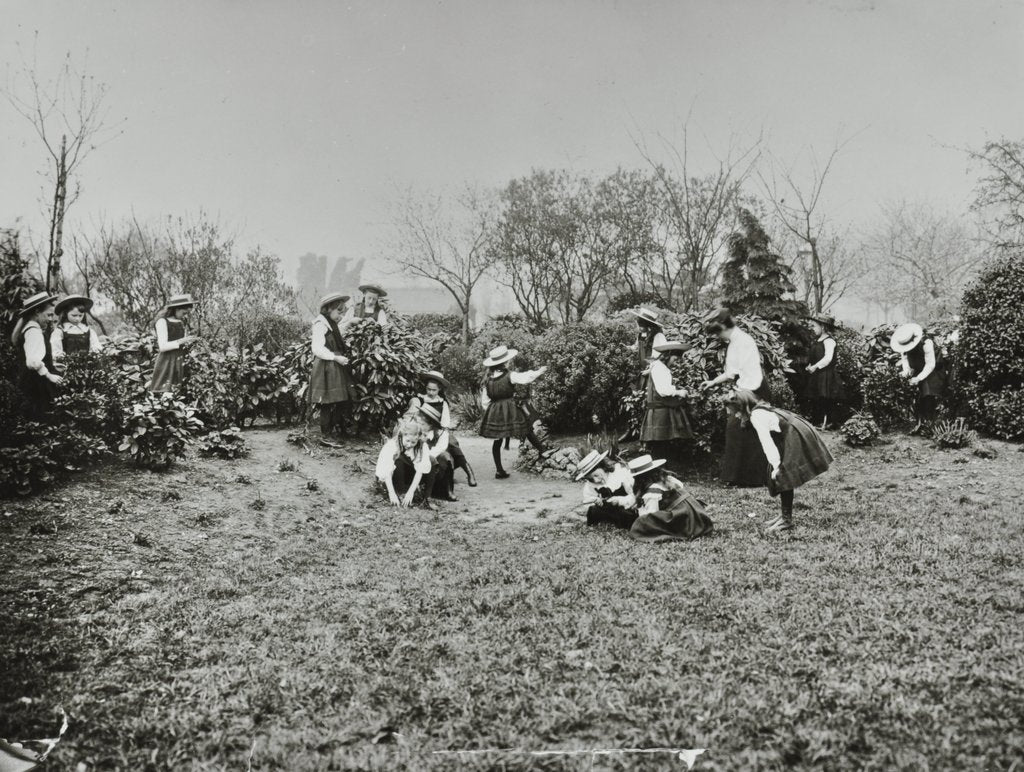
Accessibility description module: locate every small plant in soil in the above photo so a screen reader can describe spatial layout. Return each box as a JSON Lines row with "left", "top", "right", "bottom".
{"left": 841, "top": 412, "right": 882, "bottom": 447}
{"left": 306, "top": 479, "right": 319, "bottom": 491}
{"left": 932, "top": 417, "right": 977, "bottom": 449}
{"left": 278, "top": 459, "right": 297, "bottom": 472}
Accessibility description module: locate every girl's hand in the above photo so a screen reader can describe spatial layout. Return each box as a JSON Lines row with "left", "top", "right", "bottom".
{"left": 770, "top": 466, "right": 780, "bottom": 481}
{"left": 388, "top": 492, "right": 400, "bottom": 506}
{"left": 699, "top": 379, "right": 713, "bottom": 391}
{"left": 46, "top": 373, "right": 63, "bottom": 385}
{"left": 676, "top": 388, "right": 688, "bottom": 398}
{"left": 335, "top": 355, "right": 350, "bottom": 365}
{"left": 806, "top": 365, "right": 817, "bottom": 373}
{"left": 402, "top": 491, "right": 415, "bottom": 507}
{"left": 537, "top": 366, "right": 548, "bottom": 375}
{"left": 909, "top": 376, "right": 920, "bottom": 386}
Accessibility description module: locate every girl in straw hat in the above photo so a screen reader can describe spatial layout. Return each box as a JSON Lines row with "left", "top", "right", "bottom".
{"left": 803, "top": 313, "right": 846, "bottom": 429}
{"left": 415, "top": 402, "right": 458, "bottom": 501}
{"left": 640, "top": 340, "right": 694, "bottom": 460}
{"left": 575, "top": 450, "right": 637, "bottom": 530}
{"left": 10, "top": 292, "right": 62, "bottom": 418}
{"left": 619, "top": 308, "right": 669, "bottom": 441}
{"left": 149, "top": 294, "right": 199, "bottom": 393}
{"left": 477, "top": 345, "right": 555, "bottom": 478}
{"left": 344, "top": 283, "right": 389, "bottom": 326}
{"left": 890, "top": 322, "right": 945, "bottom": 435}
{"left": 309, "top": 292, "right": 359, "bottom": 446}
{"left": 626, "top": 454, "right": 713, "bottom": 542}
{"left": 410, "top": 370, "right": 477, "bottom": 486}
{"left": 375, "top": 414, "right": 438, "bottom": 509}
{"left": 723, "top": 389, "right": 833, "bottom": 534}
{"left": 50, "top": 294, "right": 102, "bottom": 362}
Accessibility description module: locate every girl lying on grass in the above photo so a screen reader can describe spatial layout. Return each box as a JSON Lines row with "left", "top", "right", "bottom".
{"left": 723, "top": 389, "right": 833, "bottom": 534}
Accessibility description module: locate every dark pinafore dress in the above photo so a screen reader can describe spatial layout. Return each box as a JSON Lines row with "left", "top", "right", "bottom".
{"left": 352, "top": 302, "right": 385, "bottom": 323}
{"left": 479, "top": 371, "right": 530, "bottom": 439}
{"left": 149, "top": 318, "right": 187, "bottom": 393}
{"left": 721, "top": 380, "right": 772, "bottom": 487}
{"left": 633, "top": 330, "right": 656, "bottom": 389}
{"left": 422, "top": 395, "right": 468, "bottom": 468}
{"left": 309, "top": 316, "right": 359, "bottom": 405}
{"left": 754, "top": 405, "right": 834, "bottom": 496}
{"left": 805, "top": 337, "right": 845, "bottom": 400}
{"left": 640, "top": 365, "right": 694, "bottom": 442}
{"left": 630, "top": 475, "right": 714, "bottom": 542}
{"left": 61, "top": 326, "right": 93, "bottom": 356}
{"left": 424, "top": 429, "right": 455, "bottom": 498}
{"left": 18, "top": 322, "right": 58, "bottom": 416}
{"left": 905, "top": 337, "right": 945, "bottom": 398}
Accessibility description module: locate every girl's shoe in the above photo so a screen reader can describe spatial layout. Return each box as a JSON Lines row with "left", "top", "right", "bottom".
{"left": 764, "top": 515, "right": 792, "bottom": 533}
{"left": 495, "top": 471, "right": 510, "bottom": 479}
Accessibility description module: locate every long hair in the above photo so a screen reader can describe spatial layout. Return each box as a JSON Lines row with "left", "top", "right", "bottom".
{"left": 394, "top": 415, "right": 426, "bottom": 459}
{"left": 722, "top": 388, "right": 763, "bottom": 422}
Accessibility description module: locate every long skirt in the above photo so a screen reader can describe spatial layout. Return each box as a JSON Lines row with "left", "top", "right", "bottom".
{"left": 19, "top": 370, "right": 58, "bottom": 419}
{"left": 766, "top": 411, "right": 834, "bottom": 496}
{"left": 720, "top": 382, "right": 772, "bottom": 486}
{"left": 806, "top": 368, "right": 845, "bottom": 400}
{"left": 640, "top": 405, "right": 694, "bottom": 442}
{"left": 479, "top": 397, "right": 530, "bottom": 439}
{"left": 149, "top": 350, "right": 184, "bottom": 393}
{"left": 630, "top": 495, "right": 714, "bottom": 542}
{"left": 310, "top": 358, "right": 359, "bottom": 404}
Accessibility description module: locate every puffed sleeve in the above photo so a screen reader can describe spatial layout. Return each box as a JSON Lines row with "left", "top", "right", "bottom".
{"left": 375, "top": 439, "right": 398, "bottom": 481}
{"left": 441, "top": 401, "right": 452, "bottom": 428}
{"left": 749, "top": 409, "right": 782, "bottom": 470}
{"left": 917, "top": 340, "right": 936, "bottom": 380}
{"left": 23, "top": 324, "right": 49, "bottom": 375}
{"left": 310, "top": 318, "right": 335, "bottom": 361}
{"left": 639, "top": 483, "right": 666, "bottom": 516}
{"left": 510, "top": 368, "right": 545, "bottom": 385}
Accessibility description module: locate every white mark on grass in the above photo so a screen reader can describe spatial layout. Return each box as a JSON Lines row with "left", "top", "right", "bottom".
{"left": 246, "top": 738, "right": 257, "bottom": 772}
{"left": 434, "top": 747, "right": 707, "bottom": 768}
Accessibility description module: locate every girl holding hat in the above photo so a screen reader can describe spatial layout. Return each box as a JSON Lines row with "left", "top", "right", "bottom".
{"left": 626, "top": 454, "right": 713, "bottom": 542}
{"left": 149, "top": 294, "right": 199, "bottom": 393}
{"left": 410, "top": 370, "right": 477, "bottom": 486}
{"left": 310, "top": 292, "right": 359, "bottom": 445}
{"left": 375, "top": 414, "right": 438, "bottom": 509}
{"left": 50, "top": 294, "right": 101, "bottom": 362}
{"left": 700, "top": 309, "right": 770, "bottom": 487}
{"left": 724, "top": 389, "right": 833, "bottom": 533}
{"left": 803, "top": 313, "right": 845, "bottom": 429}
{"left": 478, "top": 345, "right": 555, "bottom": 479}
{"left": 640, "top": 340, "right": 694, "bottom": 458}
{"left": 11, "top": 292, "right": 62, "bottom": 417}
{"left": 890, "top": 322, "right": 945, "bottom": 434}
{"left": 415, "top": 402, "right": 458, "bottom": 502}
{"left": 344, "top": 284, "right": 389, "bottom": 326}
{"left": 575, "top": 450, "right": 637, "bottom": 529}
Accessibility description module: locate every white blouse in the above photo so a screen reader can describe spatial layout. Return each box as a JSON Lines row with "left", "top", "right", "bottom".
{"left": 21, "top": 322, "right": 50, "bottom": 375}
{"left": 479, "top": 368, "right": 544, "bottom": 409}
{"left": 647, "top": 359, "right": 687, "bottom": 398}
{"left": 724, "top": 327, "right": 764, "bottom": 391}
{"left": 900, "top": 339, "right": 936, "bottom": 381}
{"left": 375, "top": 438, "right": 432, "bottom": 480}
{"left": 311, "top": 316, "right": 339, "bottom": 362}
{"left": 155, "top": 318, "right": 187, "bottom": 353}
{"left": 582, "top": 463, "right": 635, "bottom": 508}
{"left": 749, "top": 408, "right": 782, "bottom": 470}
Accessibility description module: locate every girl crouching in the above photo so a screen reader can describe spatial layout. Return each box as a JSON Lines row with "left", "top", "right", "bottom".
{"left": 375, "top": 415, "right": 438, "bottom": 509}
{"left": 627, "top": 454, "right": 714, "bottom": 542}
{"left": 575, "top": 450, "right": 636, "bottom": 530}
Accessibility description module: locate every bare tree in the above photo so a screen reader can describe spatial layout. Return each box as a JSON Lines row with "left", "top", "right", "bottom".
{"left": 390, "top": 185, "right": 500, "bottom": 344}
{"left": 968, "top": 138, "right": 1024, "bottom": 250}
{"left": 2, "top": 42, "right": 123, "bottom": 291}
{"left": 634, "top": 122, "right": 761, "bottom": 310}
{"left": 757, "top": 139, "right": 863, "bottom": 312}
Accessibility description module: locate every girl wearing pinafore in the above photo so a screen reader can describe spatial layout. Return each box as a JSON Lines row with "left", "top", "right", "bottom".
{"left": 803, "top": 314, "right": 846, "bottom": 429}
{"left": 11, "top": 292, "right": 62, "bottom": 419}
{"left": 575, "top": 450, "right": 637, "bottom": 530}
{"left": 344, "top": 283, "right": 389, "bottom": 326}
{"left": 890, "top": 322, "right": 945, "bottom": 434}
{"left": 410, "top": 370, "right": 477, "bottom": 486}
{"left": 415, "top": 402, "right": 458, "bottom": 502}
{"left": 477, "top": 345, "right": 554, "bottom": 479}
{"left": 376, "top": 415, "right": 438, "bottom": 509}
{"left": 725, "top": 389, "right": 833, "bottom": 533}
{"left": 50, "top": 294, "right": 101, "bottom": 364}
{"left": 309, "top": 292, "right": 359, "bottom": 445}
{"left": 640, "top": 340, "right": 694, "bottom": 460}
{"left": 149, "top": 294, "right": 198, "bottom": 393}
{"left": 627, "top": 455, "right": 713, "bottom": 542}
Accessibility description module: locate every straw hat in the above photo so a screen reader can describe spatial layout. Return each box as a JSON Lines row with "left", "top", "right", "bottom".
{"left": 18, "top": 291, "right": 57, "bottom": 318}
{"left": 803, "top": 312, "right": 836, "bottom": 328}
{"left": 318, "top": 292, "right": 350, "bottom": 309}
{"left": 890, "top": 323, "right": 924, "bottom": 354}
{"left": 574, "top": 449, "right": 609, "bottom": 481}
{"left": 417, "top": 402, "right": 448, "bottom": 428}
{"left": 55, "top": 294, "right": 94, "bottom": 316}
{"left": 419, "top": 370, "right": 451, "bottom": 391}
{"left": 653, "top": 340, "right": 690, "bottom": 354}
{"left": 627, "top": 454, "right": 667, "bottom": 477}
{"left": 164, "top": 293, "right": 196, "bottom": 311}
{"left": 627, "top": 308, "right": 662, "bottom": 328}
{"left": 482, "top": 345, "right": 517, "bottom": 367}
{"left": 358, "top": 283, "right": 387, "bottom": 298}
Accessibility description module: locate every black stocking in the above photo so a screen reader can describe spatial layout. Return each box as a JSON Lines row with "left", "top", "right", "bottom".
{"left": 492, "top": 439, "right": 505, "bottom": 474}
{"left": 525, "top": 429, "right": 548, "bottom": 453}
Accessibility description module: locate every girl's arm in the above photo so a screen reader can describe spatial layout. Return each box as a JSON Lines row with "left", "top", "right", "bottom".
{"left": 402, "top": 471, "right": 422, "bottom": 507}
{"left": 23, "top": 326, "right": 51, "bottom": 375}
{"left": 479, "top": 384, "right": 491, "bottom": 409}
{"left": 581, "top": 482, "right": 599, "bottom": 504}
{"left": 650, "top": 361, "right": 687, "bottom": 398}
{"left": 638, "top": 488, "right": 662, "bottom": 516}
{"left": 441, "top": 401, "right": 452, "bottom": 428}
{"left": 749, "top": 409, "right": 782, "bottom": 473}
{"left": 900, "top": 353, "right": 912, "bottom": 377}
{"left": 912, "top": 340, "right": 936, "bottom": 383}
{"left": 510, "top": 366, "right": 548, "bottom": 385}
{"left": 429, "top": 431, "right": 450, "bottom": 458}
{"left": 50, "top": 326, "right": 65, "bottom": 359}
{"left": 155, "top": 318, "right": 183, "bottom": 353}
{"left": 310, "top": 320, "right": 336, "bottom": 361}
{"left": 808, "top": 338, "right": 835, "bottom": 371}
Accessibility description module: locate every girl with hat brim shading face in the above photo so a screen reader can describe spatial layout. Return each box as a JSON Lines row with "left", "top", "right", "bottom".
{"left": 890, "top": 322, "right": 946, "bottom": 435}
{"left": 477, "top": 345, "right": 556, "bottom": 479}
{"left": 619, "top": 308, "right": 669, "bottom": 441}
{"left": 11, "top": 292, "right": 62, "bottom": 418}
{"left": 51, "top": 295, "right": 102, "bottom": 363}
{"left": 699, "top": 309, "right": 771, "bottom": 487}
{"left": 344, "top": 284, "right": 389, "bottom": 326}
{"left": 640, "top": 341, "right": 695, "bottom": 464}
{"left": 576, "top": 450, "right": 638, "bottom": 530}
{"left": 309, "top": 292, "right": 359, "bottom": 447}
{"left": 802, "top": 314, "right": 846, "bottom": 430}
{"left": 414, "top": 402, "right": 458, "bottom": 502}
{"left": 624, "top": 455, "right": 713, "bottom": 542}
{"left": 375, "top": 414, "right": 437, "bottom": 509}
{"left": 408, "top": 370, "right": 477, "bottom": 486}
{"left": 724, "top": 389, "right": 833, "bottom": 534}
{"left": 148, "top": 294, "right": 200, "bottom": 394}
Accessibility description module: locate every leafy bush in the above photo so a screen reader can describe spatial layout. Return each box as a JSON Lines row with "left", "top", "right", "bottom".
{"left": 119, "top": 393, "right": 205, "bottom": 470}
{"left": 0, "top": 422, "right": 109, "bottom": 497}
{"left": 197, "top": 426, "right": 249, "bottom": 459}
{"left": 183, "top": 344, "right": 291, "bottom": 429}
{"left": 432, "top": 344, "right": 480, "bottom": 395}
{"left": 606, "top": 290, "right": 669, "bottom": 314}
{"left": 840, "top": 412, "right": 881, "bottom": 447}
{"left": 861, "top": 359, "right": 917, "bottom": 430}
{"left": 931, "top": 417, "right": 977, "bottom": 449}
{"left": 960, "top": 249, "right": 1024, "bottom": 438}
{"left": 408, "top": 313, "right": 463, "bottom": 338}
{"left": 470, "top": 317, "right": 540, "bottom": 370}
{"left": 450, "top": 392, "right": 484, "bottom": 429}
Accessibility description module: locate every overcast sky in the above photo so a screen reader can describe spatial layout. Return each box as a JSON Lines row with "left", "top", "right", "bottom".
{"left": 3, "top": 0, "right": 1023, "bottom": 281}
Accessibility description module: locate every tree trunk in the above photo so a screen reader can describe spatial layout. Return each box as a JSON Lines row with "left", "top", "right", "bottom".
{"left": 461, "top": 301, "right": 470, "bottom": 346}
{"left": 47, "top": 135, "right": 69, "bottom": 293}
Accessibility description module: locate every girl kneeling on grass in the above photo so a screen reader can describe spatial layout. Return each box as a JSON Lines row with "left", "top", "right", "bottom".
{"left": 477, "top": 345, "right": 555, "bottom": 479}
{"left": 723, "top": 389, "right": 834, "bottom": 534}
{"left": 410, "top": 370, "right": 477, "bottom": 486}
{"left": 375, "top": 415, "right": 439, "bottom": 510}
{"left": 575, "top": 450, "right": 637, "bottom": 529}
{"left": 627, "top": 454, "right": 714, "bottom": 542}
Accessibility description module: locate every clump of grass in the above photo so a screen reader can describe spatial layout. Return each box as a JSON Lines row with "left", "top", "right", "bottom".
{"left": 305, "top": 479, "right": 319, "bottom": 492}
{"left": 132, "top": 531, "right": 153, "bottom": 547}
{"left": 161, "top": 490, "right": 182, "bottom": 502}
{"left": 235, "top": 474, "right": 252, "bottom": 485}
{"left": 278, "top": 459, "right": 297, "bottom": 473}
{"left": 932, "top": 417, "right": 977, "bottom": 449}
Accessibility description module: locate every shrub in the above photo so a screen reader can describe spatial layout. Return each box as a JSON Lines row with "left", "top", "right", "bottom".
{"left": 606, "top": 290, "right": 669, "bottom": 314}
{"left": 0, "top": 422, "right": 109, "bottom": 497}
{"left": 470, "top": 317, "right": 541, "bottom": 370}
{"left": 840, "top": 412, "right": 881, "bottom": 448}
{"left": 960, "top": 249, "right": 1024, "bottom": 438}
{"left": 183, "top": 345, "right": 291, "bottom": 430}
{"left": 450, "top": 392, "right": 483, "bottom": 428}
{"left": 198, "top": 426, "right": 249, "bottom": 459}
{"left": 861, "top": 359, "right": 917, "bottom": 430}
{"left": 931, "top": 417, "right": 977, "bottom": 449}
{"left": 432, "top": 344, "right": 480, "bottom": 395}
{"left": 119, "top": 393, "right": 205, "bottom": 470}
{"left": 407, "top": 313, "right": 463, "bottom": 339}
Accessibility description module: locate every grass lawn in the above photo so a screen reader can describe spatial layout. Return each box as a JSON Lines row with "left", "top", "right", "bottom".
{"left": 1, "top": 428, "right": 1022, "bottom": 771}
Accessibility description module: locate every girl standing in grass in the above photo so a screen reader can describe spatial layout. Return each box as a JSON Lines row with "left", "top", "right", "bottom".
{"left": 411, "top": 370, "right": 477, "bottom": 486}
{"left": 310, "top": 292, "right": 359, "bottom": 446}
{"left": 890, "top": 322, "right": 945, "bottom": 435}
{"left": 149, "top": 294, "right": 199, "bottom": 394}
{"left": 477, "top": 345, "right": 555, "bottom": 479}
{"left": 724, "top": 389, "right": 833, "bottom": 534}
{"left": 575, "top": 450, "right": 637, "bottom": 529}
{"left": 627, "top": 454, "right": 714, "bottom": 542}
{"left": 375, "top": 415, "right": 437, "bottom": 509}
{"left": 803, "top": 313, "right": 845, "bottom": 429}
{"left": 11, "top": 292, "right": 62, "bottom": 418}
{"left": 640, "top": 340, "right": 694, "bottom": 460}
{"left": 50, "top": 294, "right": 102, "bottom": 362}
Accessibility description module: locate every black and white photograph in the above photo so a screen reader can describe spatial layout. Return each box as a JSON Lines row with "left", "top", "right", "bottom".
{"left": 2, "top": 1, "right": 1023, "bottom": 769}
